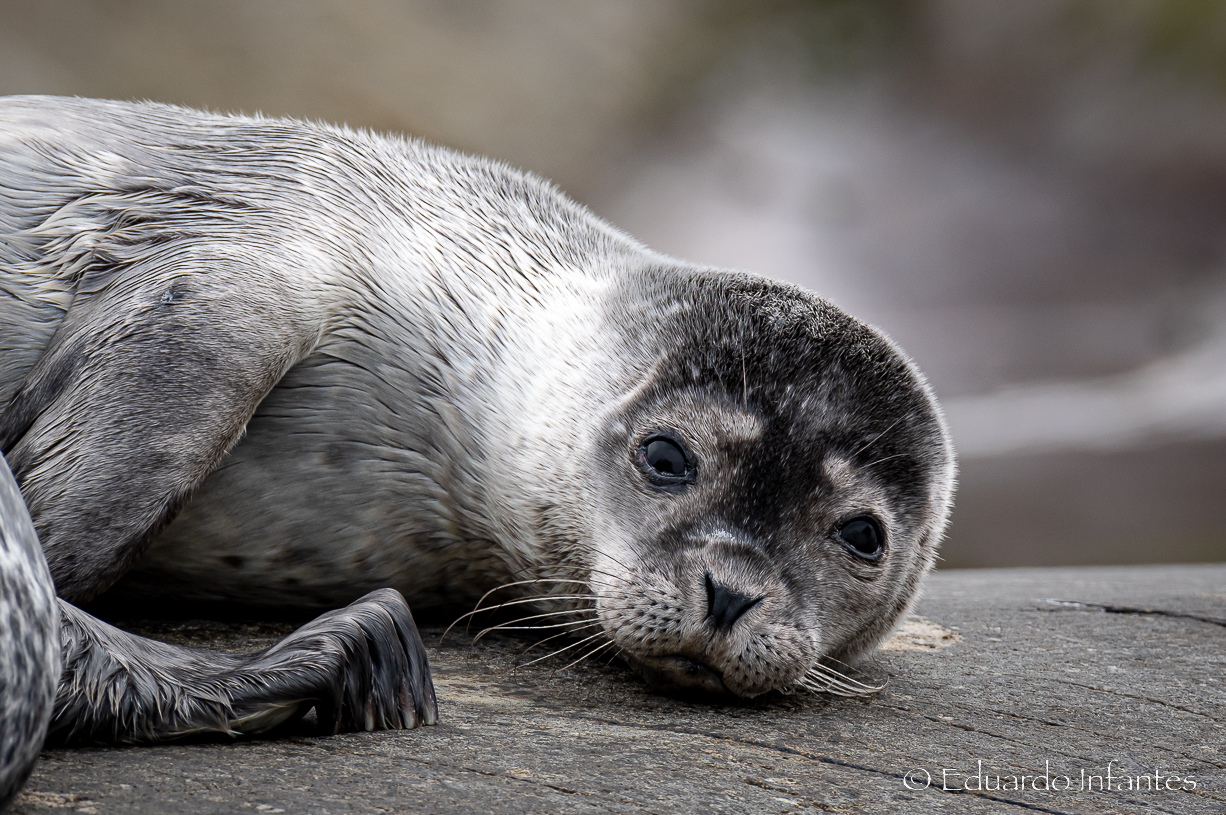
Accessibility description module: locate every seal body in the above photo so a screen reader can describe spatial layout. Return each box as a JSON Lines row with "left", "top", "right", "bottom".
{"left": 0, "top": 95, "right": 954, "bottom": 737}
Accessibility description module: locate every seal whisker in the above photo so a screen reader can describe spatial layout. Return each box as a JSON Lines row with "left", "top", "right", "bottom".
{"left": 571, "top": 565, "right": 634, "bottom": 584}
{"left": 801, "top": 668, "right": 845, "bottom": 688}
{"left": 797, "top": 675, "right": 849, "bottom": 695}
{"left": 548, "top": 543, "right": 639, "bottom": 578}
{"left": 798, "top": 679, "right": 875, "bottom": 698}
{"left": 516, "top": 631, "right": 607, "bottom": 670}
{"left": 465, "top": 619, "right": 605, "bottom": 664}
{"left": 480, "top": 619, "right": 602, "bottom": 635}
{"left": 804, "top": 656, "right": 872, "bottom": 681}
{"left": 467, "top": 577, "right": 592, "bottom": 613}
{"left": 563, "top": 546, "right": 642, "bottom": 578}
{"left": 861, "top": 453, "right": 908, "bottom": 470}
{"left": 553, "top": 638, "right": 617, "bottom": 674}
{"left": 803, "top": 676, "right": 877, "bottom": 696}
{"left": 808, "top": 654, "right": 884, "bottom": 686}
{"left": 814, "top": 653, "right": 863, "bottom": 672}
{"left": 555, "top": 555, "right": 637, "bottom": 583}
{"left": 470, "top": 585, "right": 630, "bottom": 617}
{"left": 801, "top": 663, "right": 886, "bottom": 696}
{"left": 472, "top": 609, "right": 600, "bottom": 643}
{"left": 848, "top": 416, "right": 905, "bottom": 459}
{"left": 796, "top": 676, "right": 849, "bottom": 695}
{"left": 484, "top": 565, "right": 618, "bottom": 595}
{"left": 440, "top": 579, "right": 589, "bottom": 642}
{"left": 475, "top": 591, "right": 626, "bottom": 611}
{"left": 514, "top": 621, "right": 607, "bottom": 659}
{"left": 514, "top": 626, "right": 591, "bottom": 659}
{"left": 442, "top": 594, "right": 604, "bottom": 643}
{"left": 602, "top": 645, "right": 624, "bottom": 668}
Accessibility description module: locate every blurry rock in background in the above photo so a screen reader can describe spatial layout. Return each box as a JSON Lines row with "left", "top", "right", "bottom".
{"left": 2, "top": 0, "right": 1224, "bottom": 567}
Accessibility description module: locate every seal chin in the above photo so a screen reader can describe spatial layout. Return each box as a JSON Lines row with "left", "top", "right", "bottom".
{"left": 627, "top": 654, "right": 732, "bottom": 698}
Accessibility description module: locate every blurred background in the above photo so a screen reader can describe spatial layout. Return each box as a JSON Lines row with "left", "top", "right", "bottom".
{"left": 3, "top": 0, "right": 1225, "bottom": 569}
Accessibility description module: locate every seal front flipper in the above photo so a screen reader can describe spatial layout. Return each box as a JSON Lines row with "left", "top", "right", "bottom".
{"left": 0, "top": 193, "right": 324, "bottom": 603}
{"left": 49, "top": 588, "right": 437, "bottom": 745}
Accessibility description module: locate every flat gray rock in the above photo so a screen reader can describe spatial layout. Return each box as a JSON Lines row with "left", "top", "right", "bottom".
{"left": 12, "top": 565, "right": 1225, "bottom": 814}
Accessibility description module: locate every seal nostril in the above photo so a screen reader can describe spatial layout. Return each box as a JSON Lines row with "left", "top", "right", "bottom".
{"left": 705, "top": 572, "right": 762, "bottom": 631}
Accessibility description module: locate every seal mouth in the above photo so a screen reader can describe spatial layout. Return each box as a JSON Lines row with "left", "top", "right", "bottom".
{"left": 627, "top": 654, "right": 732, "bottom": 698}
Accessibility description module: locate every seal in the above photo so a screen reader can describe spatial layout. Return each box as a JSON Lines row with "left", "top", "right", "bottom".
{"left": 0, "top": 96, "right": 955, "bottom": 804}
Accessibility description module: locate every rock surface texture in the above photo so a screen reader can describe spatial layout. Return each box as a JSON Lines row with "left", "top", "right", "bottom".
{"left": 11, "top": 565, "right": 1224, "bottom": 815}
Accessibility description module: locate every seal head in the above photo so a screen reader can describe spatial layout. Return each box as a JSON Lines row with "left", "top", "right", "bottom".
{"left": 569, "top": 270, "right": 955, "bottom": 698}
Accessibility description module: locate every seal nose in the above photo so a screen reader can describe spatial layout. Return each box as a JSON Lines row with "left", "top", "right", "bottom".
{"left": 704, "top": 572, "right": 762, "bottom": 631}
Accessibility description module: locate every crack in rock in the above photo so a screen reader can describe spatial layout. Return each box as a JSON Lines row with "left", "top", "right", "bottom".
{"left": 1041, "top": 599, "right": 1226, "bottom": 628}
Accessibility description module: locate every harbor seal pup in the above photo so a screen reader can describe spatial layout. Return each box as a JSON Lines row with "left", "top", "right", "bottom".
{"left": 0, "top": 96, "right": 955, "bottom": 806}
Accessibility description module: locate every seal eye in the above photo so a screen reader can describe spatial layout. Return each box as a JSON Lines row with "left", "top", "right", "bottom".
{"left": 645, "top": 438, "right": 686, "bottom": 475}
{"left": 637, "top": 434, "right": 693, "bottom": 491}
{"left": 837, "top": 516, "right": 883, "bottom": 560}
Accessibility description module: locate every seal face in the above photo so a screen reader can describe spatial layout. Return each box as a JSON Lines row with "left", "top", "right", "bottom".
{"left": 0, "top": 95, "right": 954, "bottom": 721}
{"left": 569, "top": 275, "right": 954, "bottom": 697}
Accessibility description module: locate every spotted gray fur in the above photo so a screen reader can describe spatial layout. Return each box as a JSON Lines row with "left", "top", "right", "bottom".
{"left": 0, "top": 95, "right": 954, "bottom": 801}
{"left": 0, "top": 453, "right": 57, "bottom": 810}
